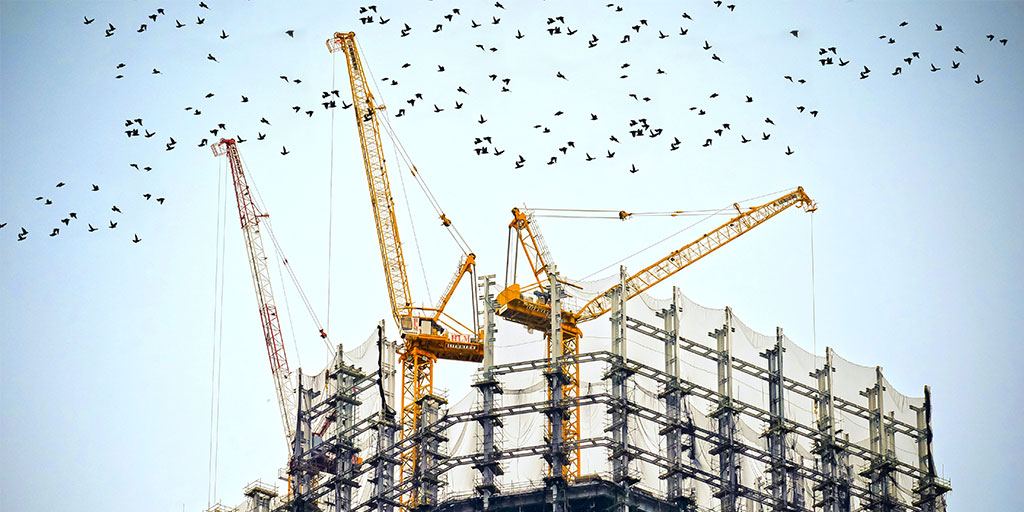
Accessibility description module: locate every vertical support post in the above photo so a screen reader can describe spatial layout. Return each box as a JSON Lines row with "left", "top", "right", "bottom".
{"left": 371, "top": 322, "right": 398, "bottom": 512}
{"left": 333, "top": 343, "right": 364, "bottom": 512}
{"left": 474, "top": 275, "right": 504, "bottom": 510}
{"left": 413, "top": 395, "right": 444, "bottom": 510}
{"left": 911, "top": 386, "right": 950, "bottom": 512}
{"left": 860, "top": 367, "right": 897, "bottom": 512}
{"left": 543, "top": 267, "right": 568, "bottom": 512}
{"left": 708, "top": 308, "right": 738, "bottom": 512}
{"left": 811, "top": 348, "right": 850, "bottom": 512}
{"left": 761, "top": 328, "right": 801, "bottom": 511}
{"left": 657, "top": 287, "right": 695, "bottom": 511}
{"left": 288, "top": 369, "right": 317, "bottom": 512}
{"left": 606, "top": 267, "right": 636, "bottom": 510}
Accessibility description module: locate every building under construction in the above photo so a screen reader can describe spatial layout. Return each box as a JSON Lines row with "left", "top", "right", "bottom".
{"left": 206, "top": 32, "right": 950, "bottom": 512}
{"left": 210, "top": 271, "right": 950, "bottom": 512}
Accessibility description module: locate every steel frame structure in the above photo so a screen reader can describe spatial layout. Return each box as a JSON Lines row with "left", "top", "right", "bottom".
{"left": 230, "top": 281, "right": 948, "bottom": 512}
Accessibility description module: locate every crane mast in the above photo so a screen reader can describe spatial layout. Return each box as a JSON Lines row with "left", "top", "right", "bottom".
{"left": 211, "top": 138, "right": 296, "bottom": 449}
{"left": 328, "top": 31, "right": 483, "bottom": 509}
{"left": 497, "top": 187, "right": 817, "bottom": 480}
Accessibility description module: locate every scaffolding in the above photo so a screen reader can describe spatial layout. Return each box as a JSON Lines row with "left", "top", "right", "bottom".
{"left": 223, "top": 275, "right": 949, "bottom": 512}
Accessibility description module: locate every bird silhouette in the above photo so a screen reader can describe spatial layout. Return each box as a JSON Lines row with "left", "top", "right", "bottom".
{"left": 762, "top": 132, "right": 771, "bottom": 141}
{"left": 790, "top": 30, "right": 799, "bottom": 37}
{"left": 951, "top": 61, "right": 959, "bottom": 69}
{"left": 197, "top": 17, "right": 205, "bottom": 25}
{"left": 56, "top": 182, "right": 65, "bottom": 187}
{"left": 285, "top": 30, "right": 295, "bottom": 37}
{"left": 50, "top": 228, "right": 59, "bottom": 237}
{"left": 930, "top": 63, "right": 940, "bottom": 72}
{"left": 765, "top": 117, "right": 774, "bottom": 125}
{"left": 156, "top": 198, "right": 165, "bottom": 205}
{"left": 785, "top": 146, "right": 794, "bottom": 155}
{"left": 281, "top": 146, "right": 290, "bottom": 155}
{"left": 975, "top": 74, "right": 983, "bottom": 84}
{"left": 629, "top": 164, "right": 639, "bottom": 173}
{"left": 92, "top": 184, "right": 100, "bottom": 191}
{"left": 175, "top": 19, "right": 185, "bottom": 28}
{"left": 220, "top": 29, "right": 229, "bottom": 39}
{"left": 257, "top": 132, "right": 266, "bottom": 140}
{"left": 112, "top": 205, "right": 122, "bottom": 213}
{"left": 935, "top": 24, "right": 942, "bottom": 31}
{"left": 88, "top": 224, "right": 98, "bottom": 232}
{"left": 133, "top": 234, "right": 142, "bottom": 244}
{"left": 478, "top": 114, "right": 487, "bottom": 124}
{"left": 740, "top": 135, "right": 750, "bottom": 143}
{"left": 84, "top": 16, "right": 95, "bottom": 24}
{"left": 207, "top": 54, "right": 218, "bottom": 62}
{"left": 109, "top": 220, "right": 118, "bottom": 229}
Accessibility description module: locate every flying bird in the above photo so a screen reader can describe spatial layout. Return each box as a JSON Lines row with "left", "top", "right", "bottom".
{"left": 281, "top": 146, "right": 290, "bottom": 155}
{"left": 790, "top": 30, "right": 799, "bottom": 37}
{"left": 286, "top": 30, "right": 295, "bottom": 37}
{"left": 785, "top": 146, "right": 794, "bottom": 155}
{"left": 109, "top": 220, "right": 118, "bottom": 229}
{"left": 133, "top": 234, "right": 142, "bottom": 244}
{"left": 112, "top": 205, "right": 122, "bottom": 213}
{"left": 84, "top": 16, "right": 95, "bottom": 24}
{"left": 220, "top": 29, "right": 229, "bottom": 39}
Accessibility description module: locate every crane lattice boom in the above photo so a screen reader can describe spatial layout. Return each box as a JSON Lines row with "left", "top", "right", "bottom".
{"left": 577, "top": 186, "right": 816, "bottom": 322}
{"left": 212, "top": 138, "right": 296, "bottom": 448}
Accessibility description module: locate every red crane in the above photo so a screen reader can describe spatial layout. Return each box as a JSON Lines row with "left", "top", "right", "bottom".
{"left": 212, "top": 138, "right": 297, "bottom": 447}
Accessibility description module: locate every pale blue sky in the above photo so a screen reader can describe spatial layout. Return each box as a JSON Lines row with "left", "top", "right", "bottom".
{"left": 2, "top": 1, "right": 1021, "bottom": 510}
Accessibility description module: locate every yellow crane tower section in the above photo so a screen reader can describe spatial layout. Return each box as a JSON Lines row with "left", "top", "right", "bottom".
{"left": 327, "top": 31, "right": 483, "bottom": 508}
{"left": 497, "top": 187, "right": 817, "bottom": 480}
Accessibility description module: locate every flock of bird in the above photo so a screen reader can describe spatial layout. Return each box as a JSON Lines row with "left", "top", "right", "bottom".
{"left": 2, "top": 1, "right": 1011, "bottom": 244}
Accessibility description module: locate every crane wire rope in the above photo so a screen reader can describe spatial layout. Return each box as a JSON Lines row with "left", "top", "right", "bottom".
{"left": 206, "top": 156, "right": 225, "bottom": 508}
{"left": 207, "top": 158, "right": 230, "bottom": 506}
{"left": 578, "top": 187, "right": 799, "bottom": 281}
{"left": 811, "top": 211, "right": 817, "bottom": 357}
{"left": 393, "top": 142, "right": 433, "bottom": 305}
{"left": 237, "top": 152, "right": 333, "bottom": 356}
{"left": 357, "top": 34, "right": 473, "bottom": 256}
{"left": 327, "top": 49, "right": 337, "bottom": 337}
{"left": 276, "top": 251, "right": 302, "bottom": 370}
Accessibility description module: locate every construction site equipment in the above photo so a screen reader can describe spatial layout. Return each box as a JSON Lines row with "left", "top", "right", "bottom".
{"left": 211, "top": 138, "right": 297, "bottom": 449}
{"left": 326, "top": 31, "right": 483, "bottom": 508}
{"left": 497, "top": 187, "right": 818, "bottom": 481}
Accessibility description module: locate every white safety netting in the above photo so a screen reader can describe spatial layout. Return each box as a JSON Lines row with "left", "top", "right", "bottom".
{"left": 299, "top": 283, "right": 930, "bottom": 510}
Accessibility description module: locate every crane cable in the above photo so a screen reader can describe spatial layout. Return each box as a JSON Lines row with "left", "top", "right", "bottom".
{"left": 811, "top": 211, "right": 817, "bottom": 357}
{"left": 579, "top": 187, "right": 799, "bottom": 281}
{"left": 237, "top": 152, "right": 334, "bottom": 356}
{"left": 356, "top": 34, "right": 473, "bottom": 256}
{"left": 207, "top": 158, "right": 230, "bottom": 507}
{"left": 393, "top": 141, "right": 433, "bottom": 304}
{"left": 327, "top": 49, "right": 337, "bottom": 338}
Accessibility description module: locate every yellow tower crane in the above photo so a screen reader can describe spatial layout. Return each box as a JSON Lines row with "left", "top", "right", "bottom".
{"left": 498, "top": 187, "right": 817, "bottom": 480}
{"left": 327, "top": 32, "right": 483, "bottom": 508}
